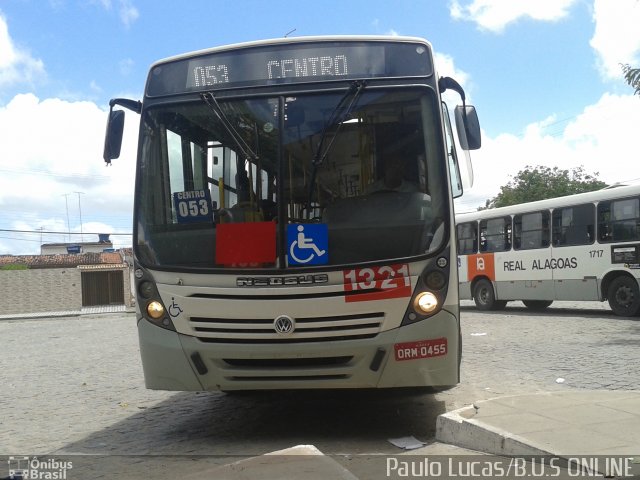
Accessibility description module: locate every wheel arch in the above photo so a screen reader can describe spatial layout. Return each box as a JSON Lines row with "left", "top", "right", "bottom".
{"left": 601, "top": 270, "right": 638, "bottom": 301}
{"left": 470, "top": 275, "right": 494, "bottom": 294}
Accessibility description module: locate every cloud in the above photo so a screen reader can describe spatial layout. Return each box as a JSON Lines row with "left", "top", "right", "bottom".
{"left": 434, "top": 52, "right": 471, "bottom": 91}
{"left": 434, "top": 51, "right": 474, "bottom": 127}
{"left": 118, "top": 0, "right": 139, "bottom": 28}
{"left": 0, "top": 13, "right": 45, "bottom": 88}
{"left": 90, "top": 0, "right": 139, "bottom": 28}
{"left": 90, "top": 80, "right": 102, "bottom": 93}
{"left": 456, "top": 92, "right": 640, "bottom": 212}
{"left": 119, "top": 58, "right": 134, "bottom": 76}
{"left": 450, "top": 0, "right": 578, "bottom": 33}
{"left": 0, "top": 94, "right": 137, "bottom": 254}
{"left": 92, "top": 0, "right": 112, "bottom": 9}
{"left": 590, "top": 0, "right": 640, "bottom": 80}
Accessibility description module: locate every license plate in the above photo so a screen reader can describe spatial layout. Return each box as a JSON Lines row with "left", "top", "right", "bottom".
{"left": 394, "top": 338, "right": 448, "bottom": 361}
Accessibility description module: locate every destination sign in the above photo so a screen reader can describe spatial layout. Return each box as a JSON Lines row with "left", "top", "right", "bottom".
{"left": 146, "top": 41, "right": 433, "bottom": 97}
{"left": 187, "top": 49, "right": 364, "bottom": 89}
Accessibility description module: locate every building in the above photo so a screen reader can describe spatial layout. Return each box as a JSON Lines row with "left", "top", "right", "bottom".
{"left": 41, "top": 233, "right": 114, "bottom": 255}
{"left": 0, "top": 251, "right": 132, "bottom": 316}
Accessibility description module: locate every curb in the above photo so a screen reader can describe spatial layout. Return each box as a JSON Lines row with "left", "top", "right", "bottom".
{"left": 0, "top": 306, "right": 135, "bottom": 321}
{"left": 436, "top": 400, "right": 554, "bottom": 457}
{"left": 0, "top": 311, "right": 82, "bottom": 320}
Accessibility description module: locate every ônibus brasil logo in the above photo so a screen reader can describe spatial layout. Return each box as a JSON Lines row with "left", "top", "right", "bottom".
{"left": 7, "top": 456, "right": 73, "bottom": 479}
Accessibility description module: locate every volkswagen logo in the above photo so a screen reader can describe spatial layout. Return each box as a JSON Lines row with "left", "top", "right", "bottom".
{"left": 273, "top": 315, "right": 295, "bottom": 335}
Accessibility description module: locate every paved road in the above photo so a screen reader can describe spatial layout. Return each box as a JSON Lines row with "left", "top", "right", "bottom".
{"left": 455, "top": 300, "right": 640, "bottom": 398}
{"left": 1, "top": 303, "right": 638, "bottom": 477}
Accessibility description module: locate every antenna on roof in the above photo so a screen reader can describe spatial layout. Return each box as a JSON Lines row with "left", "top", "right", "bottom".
{"left": 284, "top": 28, "right": 296, "bottom": 38}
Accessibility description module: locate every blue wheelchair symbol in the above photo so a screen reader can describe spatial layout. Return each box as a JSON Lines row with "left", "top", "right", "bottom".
{"left": 287, "top": 224, "right": 328, "bottom": 265}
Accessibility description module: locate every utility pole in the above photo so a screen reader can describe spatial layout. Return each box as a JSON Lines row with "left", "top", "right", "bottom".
{"left": 62, "top": 194, "right": 71, "bottom": 242}
{"left": 74, "top": 191, "right": 85, "bottom": 242}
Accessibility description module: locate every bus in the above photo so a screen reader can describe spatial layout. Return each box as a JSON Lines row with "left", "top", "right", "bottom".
{"left": 103, "top": 36, "right": 480, "bottom": 391}
{"left": 456, "top": 184, "right": 640, "bottom": 316}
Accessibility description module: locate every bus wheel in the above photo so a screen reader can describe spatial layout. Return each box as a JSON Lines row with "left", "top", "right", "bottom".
{"left": 473, "top": 279, "right": 499, "bottom": 311}
{"left": 522, "top": 300, "right": 553, "bottom": 311}
{"left": 608, "top": 276, "right": 640, "bottom": 316}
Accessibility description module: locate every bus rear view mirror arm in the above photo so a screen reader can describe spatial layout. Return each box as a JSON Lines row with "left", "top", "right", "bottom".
{"left": 110, "top": 98, "right": 142, "bottom": 113}
{"left": 438, "top": 76, "right": 466, "bottom": 102}
{"left": 439, "top": 76, "right": 481, "bottom": 151}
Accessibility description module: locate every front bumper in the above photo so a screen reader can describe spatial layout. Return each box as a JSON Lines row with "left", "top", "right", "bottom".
{"left": 137, "top": 309, "right": 460, "bottom": 391}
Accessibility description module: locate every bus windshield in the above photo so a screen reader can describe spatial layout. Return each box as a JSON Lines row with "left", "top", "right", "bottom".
{"left": 136, "top": 86, "right": 447, "bottom": 269}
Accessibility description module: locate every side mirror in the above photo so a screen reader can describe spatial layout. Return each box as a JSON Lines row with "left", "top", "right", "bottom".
{"left": 103, "top": 110, "right": 125, "bottom": 163}
{"left": 454, "top": 105, "right": 481, "bottom": 151}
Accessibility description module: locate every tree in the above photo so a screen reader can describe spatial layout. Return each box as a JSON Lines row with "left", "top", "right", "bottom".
{"left": 481, "top": 165, "right": 607, "bottom": 210}
{"left": 621, "top": 64, "right": 640, "bottom": 96}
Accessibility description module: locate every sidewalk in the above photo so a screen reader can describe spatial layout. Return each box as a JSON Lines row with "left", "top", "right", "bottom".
{"left": 436, "top": 390, "right": 640, "bottom": 457}
{"left": 192, "top": 391, "right": 640, "bottom": 479}
{"left": 0, "top": 304, "right": 134, "bottom": 320}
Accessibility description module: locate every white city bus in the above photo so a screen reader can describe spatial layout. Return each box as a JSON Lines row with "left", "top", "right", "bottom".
{"left": 104, "top": 36, "right": 480, "bottom": 391}
{"left": 456, "top": 184, "right": 640, "bottom": 316}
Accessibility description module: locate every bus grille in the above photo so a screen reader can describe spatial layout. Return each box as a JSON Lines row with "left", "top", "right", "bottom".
{"left": 189, "top": 312, "right": 384, "bottom": 343}
{"left": 221, "top": 357, "right": 354, "bottom": 383}
{"left": 222, "top": 357, "right": 352, "bottom": 367}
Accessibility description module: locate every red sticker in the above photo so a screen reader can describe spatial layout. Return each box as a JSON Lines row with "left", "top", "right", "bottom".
{"left": 216, "top": 222, "right": 276, "bottom": 267}
{"left": 394, "top": 338, "right": 448, "bottom": 361}
{"left": 343, "top": 263, "right": 411, "bottom": 302}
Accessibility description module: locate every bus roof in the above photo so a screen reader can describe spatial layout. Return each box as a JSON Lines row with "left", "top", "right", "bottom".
{"left": 150, "top": 35, "right": 433, "bottom": 69}
{"left": 456, "top": 183, "right": 640, "bottom": 223}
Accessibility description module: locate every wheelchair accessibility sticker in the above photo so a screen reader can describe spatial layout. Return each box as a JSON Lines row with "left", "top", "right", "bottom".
{"left": 287, "top": 224, "right": 328, "bottom": 265}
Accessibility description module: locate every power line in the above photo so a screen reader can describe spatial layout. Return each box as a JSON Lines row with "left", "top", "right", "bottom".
{"left": 0, "top": 235, "right": 43, "bottom": 243}
{"left": 0, "top": 167, "right": 112, "bottom": 180}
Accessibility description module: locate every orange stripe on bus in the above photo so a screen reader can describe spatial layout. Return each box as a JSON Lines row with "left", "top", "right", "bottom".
{"left": 468, "top": 253, "right": 496, "bottom": 281}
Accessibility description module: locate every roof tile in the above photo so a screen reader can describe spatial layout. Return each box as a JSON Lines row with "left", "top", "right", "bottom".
{"left": 0, "top": 251, "right": 125, "bottom": 269}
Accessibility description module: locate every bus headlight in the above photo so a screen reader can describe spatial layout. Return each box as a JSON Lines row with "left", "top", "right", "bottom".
{"left": 414, "top": 292, "right": 439, "bottom": 314}
{"left": 147, "top": 301, "right": 165, "bottom": 319}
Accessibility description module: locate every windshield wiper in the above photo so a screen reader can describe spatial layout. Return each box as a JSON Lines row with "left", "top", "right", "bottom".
{"left": 306, "top": 81, "right": 367, "bottom": 218}
{"left": 312, "top": 80, "right": 366, "bottom": 167}
{"left": 201, "top": 92, "right": 258, "bottom": 162}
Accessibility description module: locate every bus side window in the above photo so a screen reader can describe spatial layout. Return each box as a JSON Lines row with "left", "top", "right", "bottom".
{"left": 553, "top": 204, "right": 595, "bottom": 247}
{"left": 457, "top": 222, "right": 477, "bottom": 254}
{"left": 514, "top": 211, "right": 550, "bottom": 250}
{"left": 612, "top": 198, "right": 640, "bottom": 241}
{"left": 480, "top": 216, "right": 511, "bottom": 252}
{"left": 597, "top": 198, "right": 640, "bottom": 243}
{"left": 597, "top": 201, "right": 611, "bottom": 242}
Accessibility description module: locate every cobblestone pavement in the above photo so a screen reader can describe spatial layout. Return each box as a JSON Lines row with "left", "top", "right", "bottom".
{"left": 446, "top": 300, "right": 640, "bottom": 409}
{"left": 1, "top": 303, "right": 638, "bottom": 477}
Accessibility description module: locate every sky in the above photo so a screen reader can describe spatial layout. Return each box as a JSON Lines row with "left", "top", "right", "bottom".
{"left": 1, "top": 0, "right": 639, "bottom": 254}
